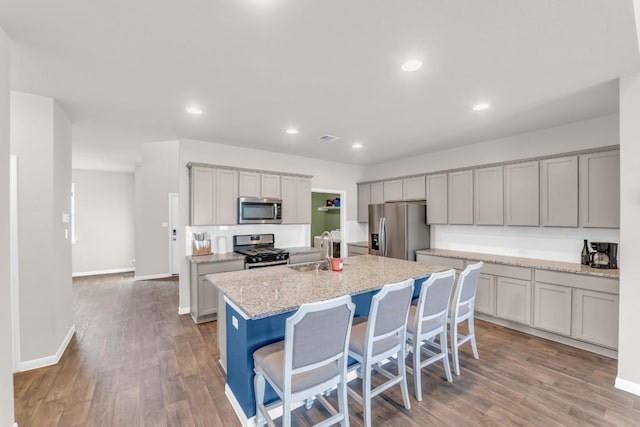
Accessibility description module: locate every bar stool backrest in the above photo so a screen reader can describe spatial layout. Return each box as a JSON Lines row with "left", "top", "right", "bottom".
{"left": 369, "top": 278, "right": 414, "bottom": 344}
{"left": 417, "top": 270, "right": 456, "bottom": 321}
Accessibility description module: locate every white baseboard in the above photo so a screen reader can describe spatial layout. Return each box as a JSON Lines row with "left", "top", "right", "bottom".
{"left": 134, "top": 273, "right": 173, "bottom": 281}
{"left": 18, "top": 325, "right": 75, "bottom": 372}
{"left": 615, "top": 377, "right": 640, "bottom": 396}
{"left": 178, "top": 306, "right": 190, "bottom": 315}
{"left": 72, "top": 267, "right": 134, "bottom": 277}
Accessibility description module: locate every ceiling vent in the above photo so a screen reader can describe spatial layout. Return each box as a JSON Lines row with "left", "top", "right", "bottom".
{"left": 317, "top": 134, "right": 341, "bottom": 142}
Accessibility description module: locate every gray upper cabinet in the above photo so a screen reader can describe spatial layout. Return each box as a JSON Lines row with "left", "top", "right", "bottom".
{"left": 474, "top": 166, "right": 504, "bottom": 225}
{"left": 579, "top": 150, "right": 620, "bottom": 228}
{"left": 357, "top": 183, "right": 371, "bottom": 223}
{"left": 505, "top": 161, "right": 540, "bottom": 226}
{"left": 448, "top": 170, "right": 474, "bottom": 224}
{"left": 383, "top": 179, "right": 403, "bottom": 202}
{"left": 261, "top": 173, "right": 281, "bottom": 199}
{"left": 426, "top": 174, "right": 448, "bottom": 224}
{"left": 190, "top": 166, "right": 237, "bottom": 226}
{"left": 281, "top": 176, "right": 311, "bottom": 224}
{"left": 540, "top": 156, "right": 578, "bottom": 227}
{"left": 370, "top": 182, "right": 384, "bottom": 204}
{"left": 403, "top": 176, "right": 426, "bottom": 200}
{"left": 238, "top": 171, "right": 261, "bottom": 197}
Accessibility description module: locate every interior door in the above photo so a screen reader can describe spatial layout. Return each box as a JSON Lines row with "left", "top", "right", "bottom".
{"left": 385, "top": 202, "right": 408, "bottom": 260}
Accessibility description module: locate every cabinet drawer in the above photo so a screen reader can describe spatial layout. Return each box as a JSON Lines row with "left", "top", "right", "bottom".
{"left": 290, "top": 252, "right": 322, "bottom": 264}
{"left": 416, "top": 254, "right": 464, "bottom": 270}
{"left": 482, "top": 263, "right": 531, "bottom": 281}
{"left": 347, "top": 245, "right": 369, "bottom": 256}
{"left": 197, "top": 260, "right": 245, "bottom": 275}
{"left": 535, "top": 270, "right": 618, "bottom": 294}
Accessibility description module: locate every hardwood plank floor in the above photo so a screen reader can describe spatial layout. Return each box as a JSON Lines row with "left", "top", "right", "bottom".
{"left": 13, "top": 273, "right": 640, "bottom": 426}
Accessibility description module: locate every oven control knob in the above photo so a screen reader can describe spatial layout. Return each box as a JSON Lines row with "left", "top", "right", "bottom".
{"left": 275, "top": 254, "right": 281, "bottom": 260}
{"left": 249, "top": 257, "right": 257, "bottom": 263}
{"left": 257, "top": 257, "right": 262, "bottom": 262}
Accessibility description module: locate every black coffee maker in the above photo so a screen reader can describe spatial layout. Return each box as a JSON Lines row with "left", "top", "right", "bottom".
{"left": 589, "top": 242, "right": 618, "bottom": 269}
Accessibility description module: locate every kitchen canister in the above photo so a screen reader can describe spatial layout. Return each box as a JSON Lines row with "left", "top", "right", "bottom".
{"left": 216, "top": 236, "right": 228, "bottom": 254}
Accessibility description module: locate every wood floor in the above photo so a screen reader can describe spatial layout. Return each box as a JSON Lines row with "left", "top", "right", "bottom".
{"left": 13, "top": 273, "right": 640, "bottom": 426}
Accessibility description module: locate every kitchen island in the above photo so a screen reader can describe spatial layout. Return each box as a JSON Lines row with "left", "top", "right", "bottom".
{"left": 207, "top": 255, "right": 450, "bottom": 425}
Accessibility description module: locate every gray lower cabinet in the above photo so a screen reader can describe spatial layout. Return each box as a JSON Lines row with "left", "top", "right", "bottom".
{"left": 496, "top": 276, "right": 532, "bottom": 325}
{"left": 290, "top": 252, "right": 322, "bottom": 264}
{"left": 572, "top": 289, "right": 619, "bottom": 349}
{"left": 533, "top": 281, "right": 572, "bottom": 336}
{"left": 426, "top": 174, "right": 448, "bottom": 224}
{"left": 474, "top": 166, "right": 504, "bottom": 225}
{"left": 357, "top": 183, "right": 371, "bottom": 223}
{"left": 190, "top": 259, "right": 245, "bottom": 324}
{"left": 505, "top": 161, "right": 539, "bottom": 226}
{"left": 347, "top": 244, "right": 369, "bottom": 256}
{"left": 540, "top": 156, "right": 578, "bottom": 227}
{"left": 475, "top": 273, "right": 496, "bottom": 315}
{"left": 448, "top": 170, "right": 474, "bottom": 224}
{"left": 579, "top": 150, "right": 620, "bottom": 228}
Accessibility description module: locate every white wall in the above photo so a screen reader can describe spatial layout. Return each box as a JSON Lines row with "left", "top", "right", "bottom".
{"left": 134, "top": 140, "right": 179, "bottom": 278}
{"left": 10, "top": 91, "right": 73, "bottom": 366}
{"left": 618, "top": 73, "right": 640, "bottom": 394}
{"left": 178, "top": 139, "right": 368, "bottom": 311}
{"left": 0, "top": 25, "right": 15, "bottom": 427}
{"left": 72, "top": 169, "right": 135, "bottom": 275}
{"left": 364, "top": 115, "right": 620, "bottom": 263}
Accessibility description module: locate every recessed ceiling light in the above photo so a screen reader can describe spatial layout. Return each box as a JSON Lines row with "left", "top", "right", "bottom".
{"left": 472, "top": 103, "right": 491, "bottom": 112}
{"left": 286, "top": 128, "right": 299, "bottom": 135}
{"left": 401, "top": 59, "right": 422, "bottom": 72}
{"left": 186, "top": 106, "right": 203, "bottom": 115}
{"left": 352, "top": 143, "right": 363, "bottom": 149}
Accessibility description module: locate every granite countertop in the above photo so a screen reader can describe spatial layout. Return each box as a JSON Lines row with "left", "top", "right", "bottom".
{"left": 187, "top": 246, "right": 320, "bottom": 263}
{"left": 207, "top": 255, "right": 450, "bottom": 319}
{"left": 415, "top": 248, "right": 619, "bottom": 279}
{"left": 347, "top": 241, "right": 369, "bottom": 248}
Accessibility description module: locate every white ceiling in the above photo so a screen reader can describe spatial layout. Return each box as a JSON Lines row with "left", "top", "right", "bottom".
{"left": 1, "top": 0, "right": 639, "bottom": 172}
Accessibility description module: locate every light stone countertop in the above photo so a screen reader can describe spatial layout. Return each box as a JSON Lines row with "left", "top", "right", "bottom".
{"left": 415, "top": 248, "right": 619, "bottom": 279}
{"left": 187, "top": 246, "right": 319, "bottom": 264}
{"left": 347, "top": 241, "right": 369, "bottom": 248}
{"left": 207, "top": 255, "right": 451, "bottom": 319}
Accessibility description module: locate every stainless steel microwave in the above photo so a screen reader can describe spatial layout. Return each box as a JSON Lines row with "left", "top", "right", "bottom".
{"left": 238, "top": 197, "right": 282, "bottom": 224}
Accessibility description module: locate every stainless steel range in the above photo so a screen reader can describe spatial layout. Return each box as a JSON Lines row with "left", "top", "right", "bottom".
{"left": 233, "top": 234, "right": 290, "bottom": 269}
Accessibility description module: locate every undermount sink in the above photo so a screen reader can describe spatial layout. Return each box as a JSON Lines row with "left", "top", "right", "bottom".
{"left": 288, "top": 261, "right": 331, "bottom": 272}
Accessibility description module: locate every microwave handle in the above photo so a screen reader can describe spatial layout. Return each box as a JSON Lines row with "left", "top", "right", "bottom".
{"left": 274, "top": 203, "right": 279, "bottom": 220}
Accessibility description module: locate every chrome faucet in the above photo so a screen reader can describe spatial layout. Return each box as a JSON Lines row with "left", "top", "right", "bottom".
{"left": 320, "top": 230, "right": 333, "bottom": 265}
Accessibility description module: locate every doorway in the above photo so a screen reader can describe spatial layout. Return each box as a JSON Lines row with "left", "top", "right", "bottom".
{"left": 311, "top": 191, "right": 342, "bottom": 257}
{"left": 169, "top": 193, "right": 179, "bottom": 276}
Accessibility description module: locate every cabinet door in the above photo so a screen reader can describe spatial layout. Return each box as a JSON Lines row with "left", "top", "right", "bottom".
{"left": 261, "top": 173, "right": 281, "bottom": 199}
{"left": 496, "top": 277, "right": 532, "bottom": 325}
{"left": 474, "top": 166, "right": 504, "bottom": 225}
{"left": 191, "top": 167, "right": 216, "bottom": 225}
{"left": 216, "top": 169, "right": 238, "bottom": 225}
{"left": 295, "top": 177, "right": 312, "bottom": 224}
{"left": 198, "top": 275, "right": 218, "bottom": 316}
{"left": 505, "top": 161, "right": 539, "bottom": 226}
{"left": 370, "top": 182, "right": 384, "bottom": 204}
{"left": 579, "top": 151, "right": 620, "bottom": 228}
{"left": 475, "top": 273, "right": 495, "bottom": 315}
{"left": 403, "top": 176, "right": 426, "bottom": 201}
{"left": 572, "top": 289, "right": 619, "bottom": 348}
{"left": 541, "top": 156, "right": 578, "bottom": 227}
{"left": 281, "top": 176, "right": 296, "bottom": 224}
{"left": 383, "top": 180, "right": 403, "bottom": 202}
{"left": 357, "top": 183, "right": 371, "bottom": 223}
{"left": 533, "top": 282, "right": 572, "bottom": 336}
{"left": 448, "top": 170, "right": 473, "bottom": 224}
{"left": 238, "top": 171, "right": 261, "bottom": 198}
{"left": 426, "top": 174, "right": 448, "bottom": 224}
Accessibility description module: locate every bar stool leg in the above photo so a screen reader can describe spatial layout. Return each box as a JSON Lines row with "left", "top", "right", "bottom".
{"left": 254, "top": 370, "right": 266, "bottom": 427}
{"left": 363, "top": 362, "right": 373, "bottom": 427}
{"left": 441, "top": 328, "right": 453, "bottom": 382}
{"left": 469, "top": 316, "right": 479, "bottom": 360}
{"left": 451, "top": 320, "right": 460, "bottom": 376}
{"left": 413, "top": 339, "right": 423, "bottom": 401}
{"left": 337, "top": 379, "right": 349, "bottom": 427}
{"left": 398, "top": 345, "right": 411, "bottom": 410}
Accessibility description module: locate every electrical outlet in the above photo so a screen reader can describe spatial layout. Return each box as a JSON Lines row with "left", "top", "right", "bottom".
{"left": 232, "top": 316, "right": 239, "bottom": 329}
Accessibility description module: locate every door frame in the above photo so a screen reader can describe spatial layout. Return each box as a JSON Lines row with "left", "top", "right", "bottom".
{"left": 311, "top": 187, "right": 346, "bottom": 258}
{"left": 168, "top": 193, "right": 180, "bottom": 276}
{"left": 10, "top": 155, "right": 20, "bottom": 371}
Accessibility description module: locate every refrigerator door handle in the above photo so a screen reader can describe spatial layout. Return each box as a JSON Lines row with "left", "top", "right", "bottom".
{"left": 382, "top": 216, "right": 387, "bottom": 257}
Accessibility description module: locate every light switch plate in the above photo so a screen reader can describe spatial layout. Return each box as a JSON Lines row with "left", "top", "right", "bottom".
{"left": 62, "top": 213, "right": 70, "bottom": 223}
{"left": 232, "top": 316, "right": 239, "bottom": 329}
{"left": 161, "top": 222, "right": 168, "bottom": 228}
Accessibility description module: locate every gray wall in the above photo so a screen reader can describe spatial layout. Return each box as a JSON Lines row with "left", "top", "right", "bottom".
{"left": 10, "top": 91, "right": 73, "bottom": 364}
{"left": 0, "top": 25, "right": 15, "bottom": 427}
{"left": 618, "top": 73, "right": 640, "bottom": 392}
{"left": 134, "top": 140, "right": 179, "bottom": 278}
{"left": 72, "top": 169, "right": 135, "bottom": 274}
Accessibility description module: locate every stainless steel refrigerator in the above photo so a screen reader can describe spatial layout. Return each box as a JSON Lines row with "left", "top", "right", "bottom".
{"left": 369, "top": 201, "right": 430, "bottom": 261}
